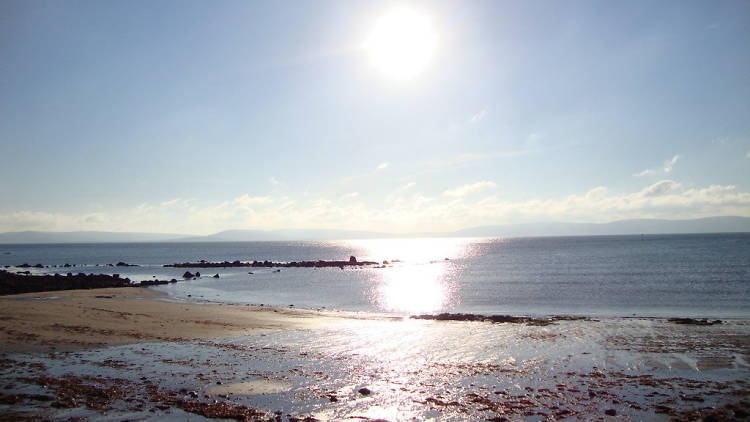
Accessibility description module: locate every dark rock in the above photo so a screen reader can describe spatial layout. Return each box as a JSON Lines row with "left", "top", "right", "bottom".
{"left": 33, "top": 263, "right": 44, "bottom": 268}
{"left": 213, "top": 274, "right": 220, "bottom": 278}
{"left": 668, "top": 317, "right": 722, "bottom": 326}
{"left": 349, "top": 256, "right": 357, "bottom": 263}
{"left": 358, "top": 387, "right": 371, "bottom": 395}
{"left": 0, "top": 269, "right": 131, "bottom": 295}
{"left": 115, "top": 261, "right": 138, "bottom": 267}
{"left": 182, "top": 271, "right": 194, "bottom": 279}
{"left": 604, "top": 409, "right": 616, "bottom": 416}
{"left": 195, "top": 271, "right": 200, "bottom": 277}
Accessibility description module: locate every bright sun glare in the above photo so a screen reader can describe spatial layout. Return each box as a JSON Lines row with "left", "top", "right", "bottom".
{"left": 365, "top": 7, "right": 438, "bottom": 80}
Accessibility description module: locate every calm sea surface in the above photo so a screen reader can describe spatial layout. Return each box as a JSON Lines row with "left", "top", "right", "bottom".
{"left": 1, "top": 233, "right": 748, "bottom": 318}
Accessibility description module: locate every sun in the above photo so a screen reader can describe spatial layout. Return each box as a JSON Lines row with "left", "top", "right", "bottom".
{"left": 365, "top": 7, "right": 438, "bottom": 80}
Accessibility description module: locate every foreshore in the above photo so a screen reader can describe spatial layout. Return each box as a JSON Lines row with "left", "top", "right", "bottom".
{"left": 1, "top": 287, "right": 748, "bottom": 421}
{"left": 0, "top": 287, "right": 334, "bottom": 353}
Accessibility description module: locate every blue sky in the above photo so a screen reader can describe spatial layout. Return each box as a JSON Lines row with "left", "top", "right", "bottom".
{"left": 1, "top": 0, "right": 749, "bottom": 234}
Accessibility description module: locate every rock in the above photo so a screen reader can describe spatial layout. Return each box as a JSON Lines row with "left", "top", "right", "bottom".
{"left": 195, "top": 271, "right": 201, "bottom": 277}
{"left": 349, "top": 256, "right": 357, "bottom": 263}
{"left": 213, "top": 273, "right": 220, "bottom": 278}
{"left": 358, "top": 387, "right": 371, "bottom": 395}
{"left": 182, "top": 271, "right": 194, "bottom": 279}
{"left": 115, "top": 261, "right": 137, "bottom": 267}
{"left": 604, "top": 409, "right": 616, "bottom": 416}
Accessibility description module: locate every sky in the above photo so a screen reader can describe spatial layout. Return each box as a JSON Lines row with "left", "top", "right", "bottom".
{"left": 1, "top": 0, "right": 749, "bottom": 235}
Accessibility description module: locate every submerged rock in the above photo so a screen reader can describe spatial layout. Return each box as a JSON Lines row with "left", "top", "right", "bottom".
{"left": 182, "top": 271, "right": 194, "bottom": 279}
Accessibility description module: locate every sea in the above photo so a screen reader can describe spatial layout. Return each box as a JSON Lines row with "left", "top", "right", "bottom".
{"left": 1, "top": 233, "right": 748, "bottom": 318}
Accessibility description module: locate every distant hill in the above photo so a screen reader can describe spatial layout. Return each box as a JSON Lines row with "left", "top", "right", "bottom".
{"left": 0, "top": 216, "right": 748, "bottom": 243}
{"left": 455, "top": 216, "right": 750, "bottom": 238}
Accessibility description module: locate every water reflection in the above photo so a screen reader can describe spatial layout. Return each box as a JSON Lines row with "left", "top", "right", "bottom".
{"left": 345, "top": 237, "right": 475, "bottom": 264}
{"left": 348, "top": 238, "right": 473, "bottom": 314}
{"left": 370, "top": 262, "right": 458, "bottom": 314}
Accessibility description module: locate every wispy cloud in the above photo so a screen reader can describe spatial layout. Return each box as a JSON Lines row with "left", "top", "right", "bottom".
{"left": 341, "top": 192, "right": 359, "bottom": 199}
{"left": 269, "top": 177, "right": 281, "bottom": 186}
{"left": 469, "top": 109, "right": 487, "bottom": 124}
{"left": 443, "top": 181, "right": 497, "bottom": 197}
{"left": 376, "top": 162, "right": 390, "bottom": 171}
{"left": 633, "top": 169, "right": 655, "bottom": 177}
{"left": 663, "top": 155, "right": 679, "bottom": 173}
{"left": 634, "top": 154, "right": 680, "bottom": 177}
{"left": 397, "top": 181, "right": 416, "bottom": 192}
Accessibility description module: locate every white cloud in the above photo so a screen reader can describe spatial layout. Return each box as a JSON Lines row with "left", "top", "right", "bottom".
{"left": 2, "top": 181, "right": 750, "bottom": 234}
{"left": 341, "top": 192, "right": 359, "bottom": 199}
{"left": 160, "top": 198, "right": 181, "bottom": 207}
{"left": 469, "top": 109, "right": 487, "bottom": 124}
{"left": 376, "top": 162, "right": 389, "bottom": 170}
{"left": 269, "top": 177, "right": 281, "bottom": 186}
{"left": 443, "top": 181, "right": 497, "bottom": 197}
{"left": 634, "top": 154, "right": 680, "bottom": 177}
{"left": 663, "top": 155, "right": 679, "bottom": 173}
{"left": 397, "top": 182, "right": 416, "bottom": 192}
{"left": 640, "top": 180, "right": 681, "bottom": 197}
{"left": 633, "top": 169, "right": 655, "bottom": 177}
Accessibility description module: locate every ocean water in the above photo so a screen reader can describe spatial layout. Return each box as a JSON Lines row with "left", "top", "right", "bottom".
{"left": 1, "top": 233, "right": 748, "bottom": 318}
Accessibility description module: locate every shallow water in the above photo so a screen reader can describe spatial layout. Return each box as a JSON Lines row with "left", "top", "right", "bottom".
{"left": 2, "top": 233, "right": 749, "bottom": 317}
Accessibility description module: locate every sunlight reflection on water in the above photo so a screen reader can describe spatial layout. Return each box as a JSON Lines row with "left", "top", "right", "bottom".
{"left": 369, "top": 263, "right": 458, "bottom": 314}
{"left": 346, "top": 238, "right": 475, "bottom": 314}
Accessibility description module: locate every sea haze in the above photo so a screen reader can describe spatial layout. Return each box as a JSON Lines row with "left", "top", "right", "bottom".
{"left": 1, "top": 233, "right": 748, "bottom": 318}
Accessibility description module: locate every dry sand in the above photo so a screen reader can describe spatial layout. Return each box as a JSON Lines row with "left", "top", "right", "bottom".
{"left": 0, "top": 287, "right": 334, "bottom": 352}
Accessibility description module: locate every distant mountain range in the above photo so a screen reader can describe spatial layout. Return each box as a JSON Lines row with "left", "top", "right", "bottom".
{"left": 0, "top": 216, "right": 748, "bottom": 244}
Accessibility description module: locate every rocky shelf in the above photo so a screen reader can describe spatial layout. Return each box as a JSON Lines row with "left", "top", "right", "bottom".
{"left": 165, "top": 256, "right": 378, "bottom": 269}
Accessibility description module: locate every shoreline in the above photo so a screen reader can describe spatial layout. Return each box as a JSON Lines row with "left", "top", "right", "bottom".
{"left": 2, "top": 286, "right": 746, "bottom": 354}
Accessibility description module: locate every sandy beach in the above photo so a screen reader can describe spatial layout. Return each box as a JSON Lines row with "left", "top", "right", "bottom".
{"left": 0, "top": 287, "right": 333, "bottom": 353}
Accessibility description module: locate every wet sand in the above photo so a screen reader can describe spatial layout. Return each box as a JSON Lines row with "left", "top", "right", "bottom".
{"left": 0, "top": 287, "right": 333, "bottom": 353}
{"left": 1, "top": 288, "right": 748, "bottom": 421}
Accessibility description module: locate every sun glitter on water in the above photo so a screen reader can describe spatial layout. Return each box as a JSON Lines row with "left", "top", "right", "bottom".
{"left": 364, "top": 7, "right": 438, "bottom": 80}
{"left": 347, "top": 238, "right": 472, "bottom": 314}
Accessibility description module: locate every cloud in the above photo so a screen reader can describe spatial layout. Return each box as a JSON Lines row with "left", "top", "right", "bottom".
{"left": 634, "top": 154, "right": 680, "bottom": 177}
{"left": 746, "top": 151, "right": 750, "bottom": 159}
{"left": 341, "top": 192, "right": 359, "bottom": 199}
{"left": 397, "top": 182, "right": 416, "bottom": 192}
{"left": 160, "top": 198, "right": 182, "bottom": 207}
{"left": 376, "top": 162, "right": 390, "bottom": 171}
{"left": 633, "top": 169, "right": 655, "bottom": 177}
{"left": 469, "top": 109, "right": 487, "bottom": 124}
{"left": 640, "top": 180, "right": 681, "bottom": 197}
{"left": 663, "top": 155, "right": 679, "bottom": 173}
{"left": 269, "top": 177, "right": 281, "bottom": 186}
{"left": 2, "top": 180, "right": 750, "bottom": 234}
{"left": 443, "top": 181, "right": 497, "bottom": 197}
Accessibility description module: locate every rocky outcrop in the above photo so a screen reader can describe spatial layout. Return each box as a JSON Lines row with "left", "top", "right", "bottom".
{"left": 0, "top": 270, "right": 131, "bottom": 295}
{"left": 165, "top": 258, "right": 378, "bottom": 269}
